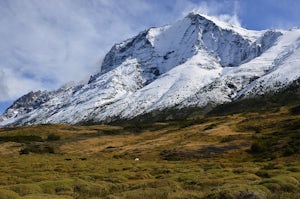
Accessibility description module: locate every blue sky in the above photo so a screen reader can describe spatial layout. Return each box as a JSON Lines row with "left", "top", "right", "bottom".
{"left": 0, "top": 0, "right": 300, "bottom": 114}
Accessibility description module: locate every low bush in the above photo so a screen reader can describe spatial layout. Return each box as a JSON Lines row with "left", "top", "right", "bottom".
{"left": 46, "top": 134, "right": 60, "bottom": 141}
{"left": 283, "top": 147, "right": 296, "bottom": 156}
{"left": 122, "top": 188, "right": 169, "bottom": 199}
{"left": 220, "top": 135, "right": 242, "bottom": 143}
{"left": 290, "top": 105, "right": 300, "bottom": 115}
{"left": 250, "top": 141, "right": 266, "bottom": 154}
{"left": 9, "top": 184, "right": 41, "bottom": 196}
{"left": 19, "top": 144, "right": 56, "bottom": 155}
{"left": 237, "top": 190, "right": 261, "bottom": 199}
{"left": 255, "top": 170, "right": 271, "bottom": 178}
{"left": 205, "top": 190, "right": 235, "bottom": 199}
{"left": 39, "top": 179, "right": 73, "bottom": 195}
{"left": 203, "top": 123, "right": 217, "bottom": 130}
{"left": 73, "top": 181, "right": 110, "bottom": 198}
{"left": 19, "top": 148, "right": 30, "bottom": 155}
{"left": 0, "top": 135, "right": 43, "bottom": 143}
{"left": 101, "top": 129, "right": 122, "bottom": 136}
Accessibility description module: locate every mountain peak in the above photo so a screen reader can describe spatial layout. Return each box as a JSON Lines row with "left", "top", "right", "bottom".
{"left": 97, "top": 12, "right": 264, "bottom": 80}
{"left": 0, "top": 13, "right": 298, "bottom": 127}
{"left": 185, "top": 12, "right": 235, "bottom": 28}
{"left": 185, "top": 12, "right": 207, "bottom": 20}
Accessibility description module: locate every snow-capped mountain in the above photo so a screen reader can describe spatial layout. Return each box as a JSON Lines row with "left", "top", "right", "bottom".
{"left": 1, "top": 13, "right": 300, "bottom": 126}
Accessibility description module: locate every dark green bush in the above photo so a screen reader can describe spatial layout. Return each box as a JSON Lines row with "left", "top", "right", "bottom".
{"left": 204, "top": 123, "right": 217, "bottom": 130}
{"left": 73, "top": 182, "right": 109, "bottom": 198}
{"left": 46, "top": 146, "right": 55, "bottom": 154}
{"left": 101, "top": 129, "right": 122, "bottom": 136}
{"left": 237, "top": 190, "right": 261, "bottom": 199}
{"left": 205, "top": 190, "right": 234, "bottom": 199}
{"left": 47, "top": 134, "right": 60, "bottom": 141}
{"left": 19, "top": 148, "right": 30, "bottom": 155}
{"left": 255, "top": 170, "right": 270, "bottom": 178}
{"left": 0, "top": 135, "right": 43, "bottom": 143}
{"left": 283, "top": 147, "right": 296, "bottom": 156}
{"left": 290, "top": 105, "right": 300, "bottom": 115}
{"left": 250, "top": 141, "right": 266, "bottom": 153}
{"left": 19, "top": 144, "right": 56, "bottom": 154}
{"left": 220, "top": 135, "right": 242, "bottom": 143}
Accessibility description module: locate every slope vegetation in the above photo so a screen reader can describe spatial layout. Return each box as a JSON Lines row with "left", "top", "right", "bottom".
{"left": 0, "top": 91, "right": 299, "bottom": 199}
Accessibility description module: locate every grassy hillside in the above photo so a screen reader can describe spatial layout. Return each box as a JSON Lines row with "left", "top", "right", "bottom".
{"left": 0, "top": 92, "right": 299, "bottom": 198}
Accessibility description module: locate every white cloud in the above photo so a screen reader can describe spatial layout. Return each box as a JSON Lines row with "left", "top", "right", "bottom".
{"left": 181, "top": 0, "right": 241, "bottom": 27}
{"left": 0, "top": 70, "right": 9, "bottom": 101}
{"left": 0, "top": 0, "right": 156, "bottom": 102}
{"left": 0, "top": 68, "right": 46, "bottom": 101}
{"left": 218, "top": 14, "right": 241, "bottom": 27}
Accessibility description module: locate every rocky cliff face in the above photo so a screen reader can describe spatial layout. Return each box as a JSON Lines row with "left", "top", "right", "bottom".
{"left": 1, "top": 13, "right": 299, "bottom": 126}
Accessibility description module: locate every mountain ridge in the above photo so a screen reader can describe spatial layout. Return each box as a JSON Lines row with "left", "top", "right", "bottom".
{"left": 1, "top": 13, "right": 300, "bottom": 126}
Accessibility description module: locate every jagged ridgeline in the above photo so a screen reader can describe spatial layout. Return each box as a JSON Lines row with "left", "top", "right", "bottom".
{"left": 1, "top": 13, "right": 300, "bottom": 126}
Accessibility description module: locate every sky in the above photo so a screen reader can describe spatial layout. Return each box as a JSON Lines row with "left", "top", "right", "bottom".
{"left": 0, "top": 0, "right": 300, "bottom": 114}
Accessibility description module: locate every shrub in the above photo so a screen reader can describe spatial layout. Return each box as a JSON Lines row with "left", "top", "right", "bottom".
{"left": 9, "top": 184, "right": 41, "bottom": 196}
{"left": 255, "top": 170, "right": 271, "bottom": 178}
{"left": 123, "top": 123, "right": 143, "bottom": 134}
{"left": 205, "top": 190, "right": 235, "bottom": 199}
{"left": 237, "top": 123, "right": 262, "bottom": 133}
{"left": 237, "top": 190, "right": 261, "bottom": 199}
{"left": 101, "top": 129, "right": 122, "bottom": 136}
{"left": 46, "top": 146, "right": 55, "bottom": 154}
{"left": 204, "top": 123, "right": 217, "bottom": 130}
{"left": 19, "top": 144, "right": 56, "bottom": 154}
{"left": 290, "top": 105, "right": 300, "bottom": 115}
{"left": 47, "top": 134, "right": 60, "bottom": 141}
{"left": 250, "top": 141, "right": 266, "bottom": 154}
{"left": 0, "top": 135, "right": 43, "bottom": 143}
{"left": 122, "top": 188, "right": 169, "bottom": 199}
{"left": 19, "top": 148, "right": 30, "bottom": 155}
{"left": 73, "top": 182, "right": 109, "bottom": 198}
{"left": 283, "top": 147, "right": 295, "bottom": 156}
{"left": 40, "top": 179, "right": 73, "bottom": 195}
{"left": 220, "top": 135, "right": 242, "bottom": 143}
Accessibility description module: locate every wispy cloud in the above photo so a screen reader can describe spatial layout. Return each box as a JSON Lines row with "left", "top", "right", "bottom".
{"left": 180, "top": 0, "right": 241, "bottom": 26}
{"left": 0, "top": 0, "right": 193, "bottom": 103}
{"left": 0, "top": 0, "right": 160, "bottom": 102}
{"left": 0, "top": 70, "right": 9, "bottom": 100}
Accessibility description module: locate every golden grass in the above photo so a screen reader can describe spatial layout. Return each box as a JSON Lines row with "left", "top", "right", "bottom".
{"left": 0, "top": 106, "right": 299, "bottom": 198}
{"left": 0, "top": 142, "right": 21, "bottom": 155}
